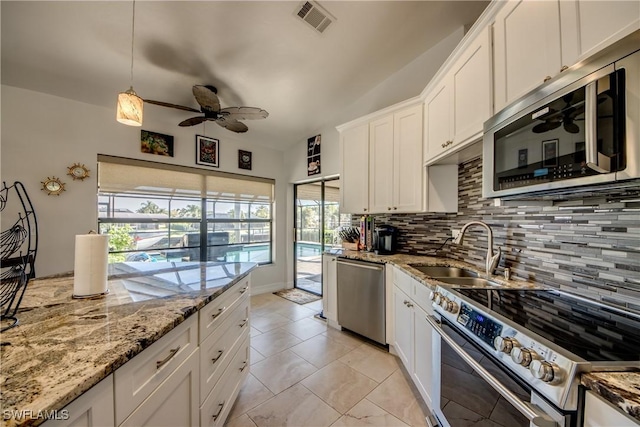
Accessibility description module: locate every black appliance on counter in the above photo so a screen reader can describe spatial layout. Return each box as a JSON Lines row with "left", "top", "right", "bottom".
{"left": 373, "top": 225, "right": 397, "bottom": 255}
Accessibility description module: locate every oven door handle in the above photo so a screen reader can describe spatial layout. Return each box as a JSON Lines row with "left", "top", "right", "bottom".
{"left": 426, "top": 315, "right": 558, "bottom": 427}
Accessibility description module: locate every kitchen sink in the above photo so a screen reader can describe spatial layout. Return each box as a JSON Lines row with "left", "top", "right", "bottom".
{"left": 408, "top": 265, "right": 478, "bottom": 278}
{"left": 433, "top": 277, "right": 500, "bottom": 287}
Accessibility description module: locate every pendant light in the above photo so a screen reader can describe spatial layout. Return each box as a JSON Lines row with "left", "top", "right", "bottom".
{"left": 116, "top": 0, "right": 143, "bottom": 126}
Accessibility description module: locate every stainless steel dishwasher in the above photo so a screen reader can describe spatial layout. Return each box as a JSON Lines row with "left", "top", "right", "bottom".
{"left": 336, "top": 258, "right": 385, "bottom": 345}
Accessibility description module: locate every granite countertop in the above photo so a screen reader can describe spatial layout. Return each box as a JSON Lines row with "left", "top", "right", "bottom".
{"left": 326, "top": 248, "right": 544, "bottom": 291}
{"left": 326, "top": 249, "right": 640, "bottom": 422}
{"left": 582, "top": 371, "right": 640, "bottom": 422}
{"left": 0, "top": 261, "right": 256, "bottom": 427}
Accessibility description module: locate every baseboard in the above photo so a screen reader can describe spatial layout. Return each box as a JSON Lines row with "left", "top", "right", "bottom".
{"left": 251, "top": 282, "right": 287, "bottom": 295}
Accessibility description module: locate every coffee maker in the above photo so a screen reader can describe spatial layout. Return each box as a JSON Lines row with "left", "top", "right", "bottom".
{"left": 373, "top": 225, "right": 398, "bottom": 255}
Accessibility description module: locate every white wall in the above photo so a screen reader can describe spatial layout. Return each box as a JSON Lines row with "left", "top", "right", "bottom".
{"left": 1, "top": 85, "right": 288, "bottom": 293}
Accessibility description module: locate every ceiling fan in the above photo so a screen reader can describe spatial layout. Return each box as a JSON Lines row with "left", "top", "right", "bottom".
{"left": 145, "top": 85, "right": 268, "bottom": 133}
{"left": 532, "top": 93, "right": 584, "bottom": 134}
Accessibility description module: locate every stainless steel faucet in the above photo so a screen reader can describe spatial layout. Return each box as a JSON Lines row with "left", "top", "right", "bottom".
{"left": 453, "top": 221, "right": 501, "bottom": 278}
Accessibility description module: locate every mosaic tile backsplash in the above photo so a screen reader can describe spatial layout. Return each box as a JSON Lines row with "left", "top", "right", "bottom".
{"left": 360, "top": 157, "right": 640, "bottom": 311}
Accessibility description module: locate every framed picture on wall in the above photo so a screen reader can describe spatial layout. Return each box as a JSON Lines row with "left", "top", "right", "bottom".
{"left": 196, "top": 135, "right": 219, "bottom": 167}
{"left": 238, "top": 150, "right": 252, "bottom": 170}
{"left": 542, "top": 139, "right": 558, "bottom": 167}
{"left": 307, "top": 134, "right": 321, "bottom": 176}
{"left": 141, "top": 130, "right": 174, "bottom": 157}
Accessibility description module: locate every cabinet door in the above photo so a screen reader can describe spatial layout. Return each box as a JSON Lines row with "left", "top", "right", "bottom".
{"left": 120, "top": 349, "right": 199, "bottom": 427}
{"left": 493, "top": 0, "right": 562, "bottom": 111}
{"left": 393, "top": 286, "right": 413, "bottom": 369}
{"left": 413, "top": 305, "right": 435, "bottom": 409}
{"left": 583, "top": 390, "right": 639, "bottom": 427}
{"left": 393, "top": 104, "right": 423, "bottom": 213}
{"left": 322, "top": 255, "right": 338, "bottom": 326}
{"left": 567, "top": 0, "right": 640, "bottom": 62}
{"left": 42, "top": 375, "right": 114, "bottom": 427}
{"left": 424, "top": 80, "right": 452, "bottom": 163}
{"left": 451, "top": 26, "right": 492, "bottom": 146}
{"left": 340, "top": 123, "right": 369, "bottom": 214}
{"left": 369, "top": 115, "right": 394, "bottom": 213}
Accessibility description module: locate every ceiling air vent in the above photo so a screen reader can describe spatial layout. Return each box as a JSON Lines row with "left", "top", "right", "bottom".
{"left": 295, "top": 1, "right": 335, "bottom": 34}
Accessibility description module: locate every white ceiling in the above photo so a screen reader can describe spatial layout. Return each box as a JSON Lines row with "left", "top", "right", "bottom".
{"left": 1, "top": 1, "right": 489, "bottom": 150}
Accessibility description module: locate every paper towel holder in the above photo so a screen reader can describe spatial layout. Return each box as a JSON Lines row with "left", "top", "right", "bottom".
{"left": 72, "top": 230, "right": 110, "bottom": 299}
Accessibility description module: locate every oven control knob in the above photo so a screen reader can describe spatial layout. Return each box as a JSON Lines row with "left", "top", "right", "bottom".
{"left": 511, "top": 347, "right": 536, "bottom": 367}
{"left": 529, "top": 360, "right": 562, "bottom": 384}
{"left": 432, "top": 293, "right": 444, "bottom": 305}
{"left": 430, "top": 291, "right": 440, "bottom": 302}
{"left": 494, "top": 336, "right": 517, "bottom": 354}
{"left": 444, "top": 300, "right": 459, "bottom": 314}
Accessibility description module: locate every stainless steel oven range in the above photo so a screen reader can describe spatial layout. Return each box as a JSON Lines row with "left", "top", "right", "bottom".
{"left": 425, "top": 286, "right": 640, "bottom": 427}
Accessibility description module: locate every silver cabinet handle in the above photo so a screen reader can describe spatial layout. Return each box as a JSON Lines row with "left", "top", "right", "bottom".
{"left": 239, "top": 361, "right": 248, "bottom": 372}
{"left": 388, "top": 207, "right": 392, "bottom": 210}
{"left": 212, "top": 401, "right": 225, "bottom": 420}
{"left": 240, "top": 286, "right": 248, "bottom": 294}
{"left": 407, "top": 302, "right": 413, "bottom": 308}
{"left": 156, "top": 346, "right": 180, "bottom": 369}
{"left": 363, "top": 208, "right": 367, "bottom": 212}
{"left": 212, "top": 307, "right": 226, "bottom": 319}
{"left": 544, "top": 75, "right": 552, "bottom": 82}
{"left": 211, "top": 349, "right": 224, "bottom": 364}
{"left": 560, "top": 65, "right": 568, "bottom": 72}
{"left": 337, "top": 260, "right": 383, "bottom": 271}
{"left": 239, "top": 318, "right": 248, "bottom": 328}
{"left": 425, "top": 316, "right": 557, "bottom": 427}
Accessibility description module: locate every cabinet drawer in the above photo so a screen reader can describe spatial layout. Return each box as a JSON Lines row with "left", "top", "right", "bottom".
{"left": 115, "top": 315, "right": 198, "bottom": 425}
{"left": 200, "top": 294, "right": 250, "bottom": 404}
{"left": 393, "top": 266, "right": 412, "bottom": 296}
{"left": 199, "top": 277, "right": 250, "bottom": 343}
{"left": 200, "top": 336, "right": 250, "bottom": 427}
{"left": 120, "top": 349, "right": 199, "bottom": 427}
{"left": 412, "top": 281, "right": 434, "bottom": 315}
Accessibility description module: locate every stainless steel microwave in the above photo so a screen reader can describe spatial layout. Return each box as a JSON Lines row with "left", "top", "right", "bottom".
{"left": 483, "top": 34, "right": 640, "bottom": 199}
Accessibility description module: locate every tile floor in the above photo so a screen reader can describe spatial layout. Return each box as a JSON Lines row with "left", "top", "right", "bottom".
{"left": 224, "top": 292, "right": 430, "bottom": 427}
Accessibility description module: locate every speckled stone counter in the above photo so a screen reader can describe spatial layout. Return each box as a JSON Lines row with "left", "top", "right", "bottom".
{"left": 326, "top": 248, "right": 544, "bottom": 291}
{"left": 582, "top": 371, "right": 640, "bottom": 422}
{"left": 0, "top": 261, "right": 256, "bottom": 427}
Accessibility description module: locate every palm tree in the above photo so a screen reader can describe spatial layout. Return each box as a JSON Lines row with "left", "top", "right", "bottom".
{"left": 137, "top": 200, "right": 166, "bottom": 214}
{"left": 179, "top": 204, "right": 201, "bottom": 218}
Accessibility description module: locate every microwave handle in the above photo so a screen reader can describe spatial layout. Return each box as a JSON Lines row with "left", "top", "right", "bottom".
{"left": 585, "top": 81, "right": 610, "bottom": 173}
{"left": 425, "top": 315, "right": 558, "bottom": 427}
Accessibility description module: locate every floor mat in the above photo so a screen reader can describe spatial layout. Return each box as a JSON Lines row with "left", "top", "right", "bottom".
{"left": 273, "top": 288, "right": 321, "bottom": 305}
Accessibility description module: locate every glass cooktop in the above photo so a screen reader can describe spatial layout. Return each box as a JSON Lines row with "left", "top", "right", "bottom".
{"left": 453, "top": 288, "right": 640, "bottom": 363}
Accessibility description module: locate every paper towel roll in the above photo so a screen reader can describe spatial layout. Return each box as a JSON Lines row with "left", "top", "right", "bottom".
{"left": 73, "top": 233, "right": 110, "bottom": 298}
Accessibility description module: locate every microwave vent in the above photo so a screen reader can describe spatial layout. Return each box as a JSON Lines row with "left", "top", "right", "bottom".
{"left": 295, "top": 1, "right": 335, "bottom": 34}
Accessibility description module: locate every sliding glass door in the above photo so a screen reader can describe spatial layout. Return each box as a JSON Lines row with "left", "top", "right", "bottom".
{"left": 294, "top": 178, "right": 349, "bottom": 295}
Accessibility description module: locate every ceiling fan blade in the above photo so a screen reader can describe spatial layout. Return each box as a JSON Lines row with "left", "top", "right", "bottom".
{"left": 144, "top": 99, "right": 200, "bottom": 113}
{"left": 563, "top": 121, "right": 580, "bottom": 134}
{"left": 532, "top": 120, "right": 561, "bottom": 134}
{"left": 193, "top": 85, "right": 221, "bottom": 114}
{"left": 178, "top": 116, "right": 208, "bottom": 127}
{"left": 216, "top": 117, "right": 248, "bottom": 133}
{"left": 220, "top": 107, "right": 269, "bottom": 120}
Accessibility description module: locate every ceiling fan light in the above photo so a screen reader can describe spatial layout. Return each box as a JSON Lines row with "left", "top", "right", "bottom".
{"left": 117, "top": 87, "right": 143, "bottom": 126}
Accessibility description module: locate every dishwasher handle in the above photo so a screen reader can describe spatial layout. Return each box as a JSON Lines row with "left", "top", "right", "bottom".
{"left": 337, "top": 259, "right": 384, "bottom": 271}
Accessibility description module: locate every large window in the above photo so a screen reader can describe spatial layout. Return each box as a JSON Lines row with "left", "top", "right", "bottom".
{"left": 98, "top": 155, "right": 274, "bottom": 265}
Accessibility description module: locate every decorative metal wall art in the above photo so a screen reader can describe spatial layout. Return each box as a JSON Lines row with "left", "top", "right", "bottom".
{"left": 41, "top": 177, "right": 66, "bottom": 196}
{"left": 67, "top": 163, "right": 90, "bottom": 181}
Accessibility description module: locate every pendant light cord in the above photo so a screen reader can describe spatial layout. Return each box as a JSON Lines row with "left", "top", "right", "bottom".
{"left": 129, "top": 0, "right": 136, "bottom": 86}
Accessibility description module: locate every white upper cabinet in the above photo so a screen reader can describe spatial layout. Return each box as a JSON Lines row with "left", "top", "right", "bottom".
{"left": 561, "top": 1, "right": 640, "bottom": 66}
{"left": 369, "top": 115, "right": 395, "bottom": 213}
{"left": 340, "top": 122, "right": 370, "bottom": 214}
{"left": 494, "top": 0, "right": 640, "bottom": 113}
{"left": 369, "top": 104, "right": 423, "bottom": 214}
{"left": 424, "top": 26, "right": 492, "bottom": 165}
{"left": 393, "top": 104, "right": 424, "bottom": 212}
{"left": 493, "top": 0, "right": 563, "bottom": 112}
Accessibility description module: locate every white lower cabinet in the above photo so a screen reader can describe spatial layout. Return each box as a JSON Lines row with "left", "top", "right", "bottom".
{"left": 45, "top": 276, "right": 251, "bottom": 427}
{"left": 390, "top": 267, "right": 435, "bottom": 411}
{"left": 583, "top": 390, "right": 639, "bottom": 427}
{"left": 41, "top": 375, "right": 115, "bottom": 427}
{"left": 322, "top": 254, "right": 338, "bottom": 329}
{"left": 120, "top": 349, "right": 200, "bottom": 427}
